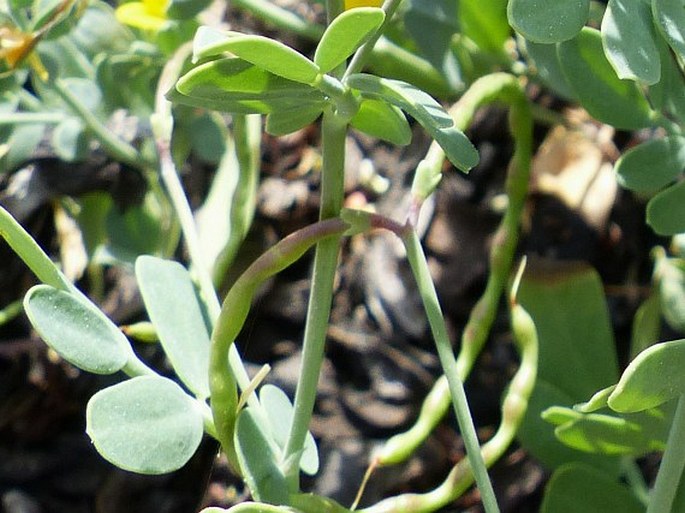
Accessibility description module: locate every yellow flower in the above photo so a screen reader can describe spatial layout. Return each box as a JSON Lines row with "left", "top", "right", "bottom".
{"left": 0, "top": 25, "right": 48, "bottom": 80}
{"left": 115, "top": 0, "right": 169, "bottom": 32}
{"left": 344, "top": 0, "right": 383, "bottom": 9}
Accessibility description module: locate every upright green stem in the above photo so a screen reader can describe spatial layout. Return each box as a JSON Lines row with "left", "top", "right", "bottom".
{"left": 282, "top": 110, "right": 346, "bottom": 488}
{"left": 52, "top": 78, "right": 146, "bottom": 169}
{"left": 402, "top": 229, "right": 500, "bottom": 513}
{"left": 647, "top": 394, "right": 685, "bottom": 513}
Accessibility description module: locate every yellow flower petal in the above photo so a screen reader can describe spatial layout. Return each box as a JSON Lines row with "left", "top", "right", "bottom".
{"left": 115, "top": 2, "right": 167, "bottom": 31}
{"left": 344, "top": 0, "right": 383, "bottom": 10}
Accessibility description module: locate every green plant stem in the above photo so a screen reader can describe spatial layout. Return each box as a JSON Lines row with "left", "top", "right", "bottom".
{"left": 153, "top": 45, "right": 257, "bottom": 410}
{"left": 52, "top": 78, "right": 145, "bottom": 169}
{"left": 0, "top": 206, "right": 74, "bottom": 293}
{"left": 365, "top": 297, "right": 538, "bottom": 513}
{"left": 282, "top": 110, "right": 347, "bottom": 490}
{"left": 0, "top": 112, "right": 65, "bottom": 125}
{"left": 621, "top": 457, "right": 650, "bottom": 505}
{"left": 210, "top": 217, "right": 349, "bottom": 472}
{"left": 0, "top": 299, "right": 22, "bottom": 326}
{"left": 231, "top": 0, "right": 324, "bottom": 40}
{"left": 384, "top": 73, "right": 532, "bottom": 466}
{"left": 401, "top": 229, "right": 500, "bottom": 513}
{"left": 647, "top": 394, "right": 685, "bottom": 513}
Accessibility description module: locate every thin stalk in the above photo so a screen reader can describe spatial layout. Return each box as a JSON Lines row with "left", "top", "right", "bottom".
{"left": 0, "top": 299, "right": 22, "bottom": 326}
{"left": 621, "top": 457, "right": 650, "bottom": 506}
{"left": 0, "top": 112, "right": 64, "bottom": 125}
{"left": 402, "top": 229, "right": 500, "bottom": 513}
{"left": 52, "top": 78, "right": 145, "bottom": 169}
{"left": 282, "top": 110, "right": 346, "bottom": 489}
{"left": 153, "top": 45, "right": 257, "bottom": 407}
{"left": 647, "top": 394, "right": 685, "bottom": 513}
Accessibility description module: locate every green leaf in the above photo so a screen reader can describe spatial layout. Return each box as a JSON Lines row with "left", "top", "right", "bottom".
{"left": 516, "top": 263, "right": 621, "bottom": 472}
{"left": 86, "top": 376, "right": 204, "bottom": 474}
{"left": 609, "top": 338, "right": 685, "bottom": 412}
{"left": 460, "top": 0, "right": 510, "bottom": 52}
{"left": 259, "top": 384, "right": 319, "bottom": 476}
{"left": 404, "top": 0, "right": 461, "bottom": 89}
{"left": 173, "top": 58, "right": 326, "bottom": 114}
{"left": 554, "top": 411, "right": 663, "bottom": 456}
{"left": 655, "top": 254, "right": 685, "bottom": 333}
{"left": 507, "top": 0, "right": 589, "bottom": 43}
{"left": 575, "top": 385, "right": 616, "bottom": 413}
{"left": 200, "top": 504, "right": 292, "bottom": 513}
{"left": 314, "top": 7, "right": 384, "bottom": 74}
{"left": 557, "top": 28, "right": 654, "bottom": 130}
{"left": 650, "top": 37, "right": 685, "bottom": 121}
{"left": 653, "top": 0, "right": 685, "bottom": 63}
{"left": 24, "top": 285, "right": 132, "bottom": 374}
{"left": 601, "top": 0, "right": 660, "bottom": 85}
{"left": 523, "top": 41, "right": 577, "bottom": 100}
{"left": 540, "top": 463, "right": 644, "bottom": 513}
{"left": 235, "top": 407, "right": 289, "bottom": 505}
{"left": 189, "top": 112, "right": 227, "bottom": 164}
{"left": 615, "top": 136, "right": 685, "bottom": 194}
{"left": 647, "top": 180, "right": 685, "bottom": 235}
{"left": 192, "top": 28, "right": 320, "bottom": 85}
{"left": 136, "top": 256, "right": 211, "bottom": 399}
{"left": 347, "top": 74, "right": 478, "bottom": 171}
{"left": 266, "top": 104, "right": 324, "bottom": 136}
{"left": 349, "top": 98, "right": 411, "bottom": 146}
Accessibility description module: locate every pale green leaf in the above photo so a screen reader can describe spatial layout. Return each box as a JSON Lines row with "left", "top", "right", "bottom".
{"left": 507, "top": 0, "right": 589, "bottom": 43}
{"left": 615, "top": 136, "right": 685, "bottom": 194}
{"left": 647, "top": 180, "right": 685, "bottom": 235}
{"left": 266, "top": 104, "right": 324, "bottom": 136}
{"left": 609, "top": 338, "right": 685, "bottom": 412}
{"left": 653, "top": 0, "right": 685, "bottom": 63}
{"left": 136, "top": 256, "right": 211, "bottom": 399}
{"left": 235, "top": 407, "right": 289, "bottom": 504}
{"left": 24, "top": 285, "right": 132, "bottom": 374}
{"left": 349, "top": 98, "right": 411, "bottom": 146}
{"left": 193, "top": 29, "right": 320, "bottom": 85}
{"left": 558, "top": 28, "right": 654, "bottom": 129}
{"left": 314, "top": 7, "right": 384, "bottom": 73}
{"left": 541, "top": 463, "right": 644, "bottom": 513}
{"left": 86, "top": 376, "right": 204, "bottom": 474}
{"left": 601, "top": 0, "right": 660, "bottom": 84}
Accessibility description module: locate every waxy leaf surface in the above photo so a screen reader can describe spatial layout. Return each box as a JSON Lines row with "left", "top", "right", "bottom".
{"left": 350, "top": 98, "right": 411, "bottom": 146}
{"left": 653, "top": 0, "right": 685, "bottom": 63}
{"left": 235, "top": 407, "right": 289, "bottom": 505}
{"left": 615, "top": 136, "right": 685, "bottom": 194}
{"left": 314, "top": 7, "right": 384, "bottom": 73}
{"left": 601, "top": 0, "right": 660, "bottom": 84}
{"left": 558, "top": 28, "right": 654, "bottom": 130}
{"left": 86, "top": 376, "right": 204, "bottom": 474}
{"left": 193, "top": 30, "right": 320, "bottom": 85}
{"left": 347, "top": 74, "right": 478, "bottom": 171}
{"left": 24, "top": 285, "right": 132, "bottom": 374}
{"left": 609, "top": 338, "right": 685, "bottom": 412}
{"left": 266, "top": 104, "right": 324, "bottom": 136}
{"left": 173, "top": 58, "right": 325, "bottom": 114}
{"left": 507, "top": 0, "right": 589, "bottom": 43}
{"left": 647, "top": 180, "right": 685, "bottom": 235}
{"left": 136, "top": 256, "right": 211, "bottom": 399}
{"left": 541, "top": 463, "right": 643, "bottom": 513}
